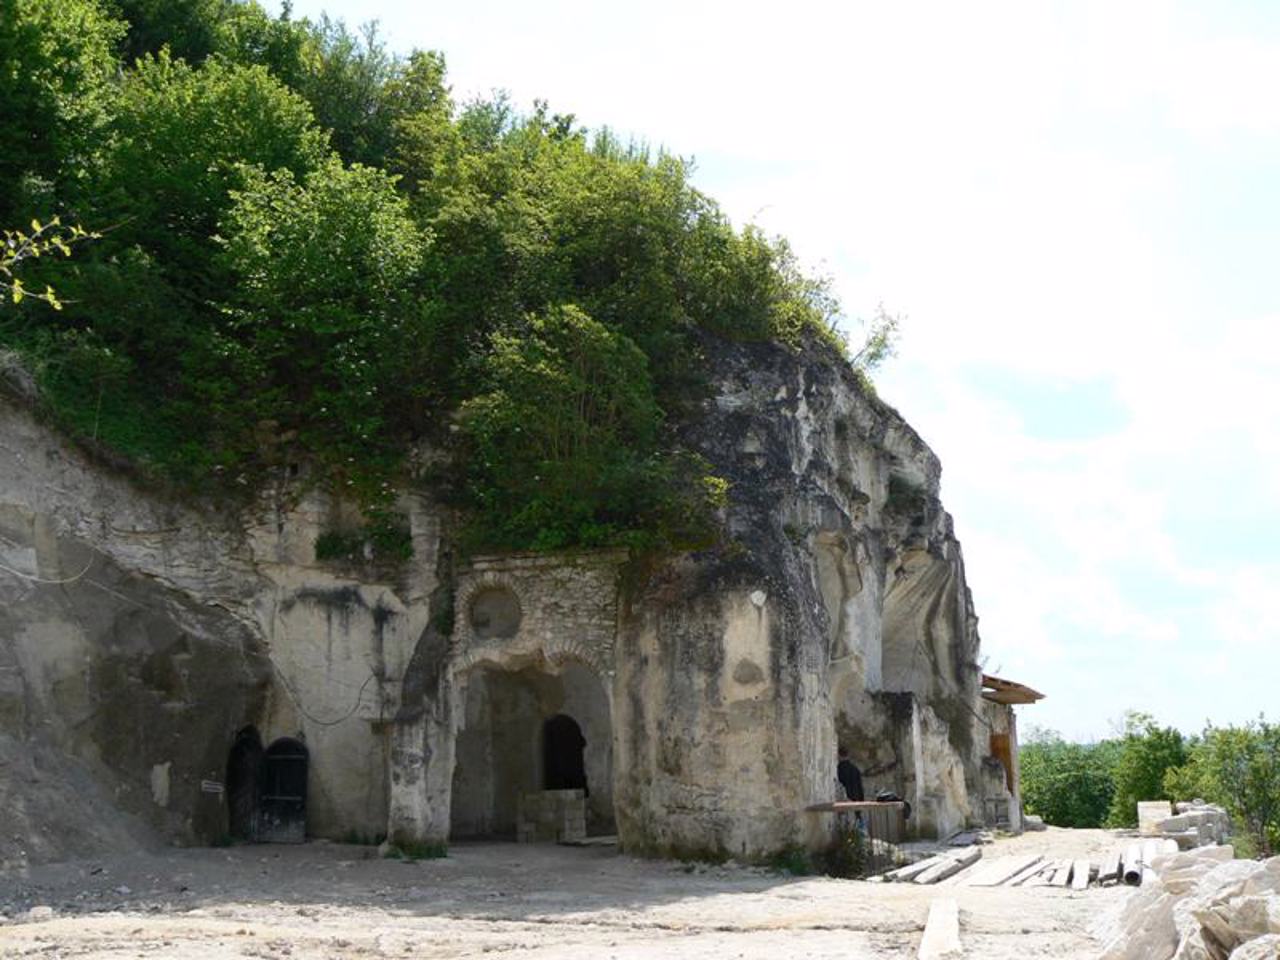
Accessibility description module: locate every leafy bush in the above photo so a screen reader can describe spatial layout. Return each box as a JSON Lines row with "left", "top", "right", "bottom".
{"left": 0, "top": 0, "right": 124, "bottom": 221}
{"left": 0, "top": 0, "right": 865, "bottom": 557}
{"left": 1163, "top": 719, "right": 1280, "bottom": 857}
{"left": 1105, "top": 712, "right": 1187, "bottom": 828}
{"left": 1019, "top": 728, "right": 1120, "bottom": 828}
{"left": 457, "top": 304, "right": 726, "bottom": 552}
{"left": 766, "top": 844, "right": 814, "bottom": 876}
{"left": 819, "top": 822, "right": 868, "bottom": 878}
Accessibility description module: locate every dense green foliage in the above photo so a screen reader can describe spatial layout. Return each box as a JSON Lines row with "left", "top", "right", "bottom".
{"left": 1021, "top": 714, "right": 1278, "bottom": 854}
{"left": 0, "top": 0, "right": 123, "bottom": 220}
{"left": 1, "top": 0, "right": 871, "bottom": 554}
{"left": 1019, "top": 729, "right": 1121, "bottom": 828}
{"left": 1164, "top": 720, "right": 1280, "bottom": 857}
{"left": 1104, "top": 713, "right": 1187, "bottom": 828}
{"left": 1020, "top": 714, "right": 1184, "bottom": 830}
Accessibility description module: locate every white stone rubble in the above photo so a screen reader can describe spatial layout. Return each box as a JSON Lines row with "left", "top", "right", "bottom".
{"left": 1094, "top": 846, "right": 1280, "bottom": 960}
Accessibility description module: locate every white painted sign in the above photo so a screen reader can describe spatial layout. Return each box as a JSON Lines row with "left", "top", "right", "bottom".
{"left": 200, "top": 780, "right": 225, "bottom": 795}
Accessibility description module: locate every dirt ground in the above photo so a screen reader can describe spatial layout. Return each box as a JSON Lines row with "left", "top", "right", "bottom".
{"left": 0, "top": 827, "right": 1126, "bottom": 959}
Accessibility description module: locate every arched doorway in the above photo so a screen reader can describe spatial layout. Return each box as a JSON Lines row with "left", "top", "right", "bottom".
{"left": 259, "top": 738, "right": 308, "bottom": 843}
{"left": 542, "top": 714, "right": 587, "bottom": 792}
{"left": 226, "top": 726, "right": 263, "bottom": 841}
{"left": 450, "top": 662, "right": 615, "bottom": 839}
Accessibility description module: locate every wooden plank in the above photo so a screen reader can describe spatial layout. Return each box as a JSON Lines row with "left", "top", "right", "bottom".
{"left": 915, "top": 847, "right": 982, "bottom": 885}
{"left": 1006, "top": 857, "right": 1050, "bottom": 887}
{"left": 968, "top": 854, "right": 1042, "bottom": 887}
{"left": 884, "top": 854, "right": 947, "bottom": 882}
{"left": 936, "top": 860, "right": 982, "bottom": 887}
{"left": 919, "top": 898, "right": 962, "bottom": 959}
{"left": 951, "top": 855, "right": 1007, "bottom": 887}
{"left": 1049, "top": 858, "right": 1073, "bottom": 887}
{"left": 1097, "top": 848, "right": 1123, "bottom": 885}
{"left": 1024, "top": 865, "right": 1054, "bottom": 888}
{"left": 1071, "top": 858, "right": 1091, "bottom": 890}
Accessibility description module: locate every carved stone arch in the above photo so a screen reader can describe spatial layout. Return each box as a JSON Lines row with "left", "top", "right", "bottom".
{"left": 542, "top": 637, "right": 612, "bottom": 680}
{"left": 452, "top": 572, "right": 526, "bottom": 656}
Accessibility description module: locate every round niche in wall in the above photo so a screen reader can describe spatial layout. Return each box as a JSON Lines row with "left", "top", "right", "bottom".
{"left": 469, "top": 586, "right": 521, "bottom": 639}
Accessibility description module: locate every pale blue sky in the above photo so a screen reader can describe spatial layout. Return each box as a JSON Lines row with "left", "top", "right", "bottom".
{"left": 272, "top": 0, "right": 1279, "bottom": 741}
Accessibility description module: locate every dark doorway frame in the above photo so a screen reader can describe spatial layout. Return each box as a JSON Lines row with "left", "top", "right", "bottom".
{"left": 226, "top": 726, "right": 264, "bottom": 841}
{"left": 542, "top": 713, "right": 588, "bottom": 793}
{"left": 259, "top": 737, "right": 309, "bottom": 843}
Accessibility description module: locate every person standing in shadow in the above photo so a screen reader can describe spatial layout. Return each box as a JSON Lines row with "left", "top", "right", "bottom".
{"left": 837, "top": 746, "right": 864, "bottom": 802}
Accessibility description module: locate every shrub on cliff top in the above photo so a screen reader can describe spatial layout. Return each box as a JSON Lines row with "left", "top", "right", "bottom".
{"left": 0, "top": 0, "right": 871, "bottom": 555}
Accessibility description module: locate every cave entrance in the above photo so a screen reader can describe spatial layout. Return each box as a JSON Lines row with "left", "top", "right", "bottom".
{"left": 450, "top": 662, "right": 614, "bottom": 840}
{"left": 542, "top": 714, "right": 587, "bottom": 792}
{"left": 258, "top": 738, "right": 308, "bottom": 843}
{"left": 226, "top": 726, "right": 263, "bottom": 841}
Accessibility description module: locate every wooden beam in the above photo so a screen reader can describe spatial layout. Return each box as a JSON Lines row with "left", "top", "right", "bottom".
{"left": 883, "top": 855, "right": 947, "bottom": 883}
{"left": 1071, "top": 858, "right": 1091, "bottom": 890}
{"left": 1049, "top": 859, "right": 1073, "bottom": 887}
{"left": 919, "top": 899, "right": 962, "bottom": 959}
{"left": 966, "top": 854, "right": 1043, "bottom": 887}
{"left": 1097, "top": 848, "right": 1123, "bottom": 885}
{"left": 915, "top": 847, "right": 982, "bottom": 885}
{"left": 1005, "top": 857, "right": 1050, "bottom": 887}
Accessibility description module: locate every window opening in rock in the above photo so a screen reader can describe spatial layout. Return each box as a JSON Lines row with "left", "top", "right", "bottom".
{"left": 542, "top": 713, "right": 588, "bottom": 793}
{"left": 226, "top": 726, "right": 263, "bottom": 841}
{"left": 259, "top": 737, "right": 308, "bottom": 843}
{"left": 469, "top": 586, "right": 522, "bottom": 639}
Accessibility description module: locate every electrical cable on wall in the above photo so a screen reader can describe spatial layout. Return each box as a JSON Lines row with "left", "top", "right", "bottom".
{"left": 0, "top": 553, "right": 95, "bottom": 585}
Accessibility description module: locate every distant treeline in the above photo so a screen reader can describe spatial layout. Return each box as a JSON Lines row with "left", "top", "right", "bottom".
{"left": 1020, "top": 713, "right": 1280, "bottom": 857}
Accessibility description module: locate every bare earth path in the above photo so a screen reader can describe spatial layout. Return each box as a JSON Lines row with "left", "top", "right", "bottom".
{"left": 0, "top": 828, "right": 1123, "bottom": 959}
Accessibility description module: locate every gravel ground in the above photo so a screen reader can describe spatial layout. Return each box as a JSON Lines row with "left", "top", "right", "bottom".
{"left": 0, "top": 828, "right": 1127, "bottom": 958}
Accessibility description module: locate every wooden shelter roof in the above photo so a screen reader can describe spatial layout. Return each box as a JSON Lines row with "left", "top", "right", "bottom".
{"left": 981, "top": 673, "right": 1045, "bottom": 705}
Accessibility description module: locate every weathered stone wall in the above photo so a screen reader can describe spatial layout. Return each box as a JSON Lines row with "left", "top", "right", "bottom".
{"left": 390, "top": 551, "right": 623, "bottom": 846}
{"left": 610, "top": 334, "right": 987, "bottom": 856}
{"left": 0, "top": 393, "right": 442, "bottom": 859}
{"left": 3, "top": 329, "right": 995, "bottom": 863}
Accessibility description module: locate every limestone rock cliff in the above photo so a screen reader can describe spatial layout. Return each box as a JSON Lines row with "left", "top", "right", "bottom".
{"left": 0, "top": 334, "right": 995, "bottom": 865}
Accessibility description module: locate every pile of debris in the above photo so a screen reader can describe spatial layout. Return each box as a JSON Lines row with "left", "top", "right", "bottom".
{"left": 1140, "top": 801, "right": 1232, "bottom": 850}
{"left": 1094, "top": 845, "right": 1280, "bottom": 959}
{"left": 875, "top": 840, "right": 1185, "bottom": 890}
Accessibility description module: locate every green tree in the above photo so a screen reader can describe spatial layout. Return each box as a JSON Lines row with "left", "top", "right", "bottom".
{"left": 457, "top": 304, "right": 726, "bottom": 551}
{"left": 110, "top": 0, "right": 225, "bottom": 65}
{"left": 1019, "top": 728, "right": 1121, "bottom": 827}
{"left": 1, "top": 218, "right": 95, "bottom": 309}
{"left": 215, "top": 158, "right": 426, "bottom": 477}
{"left": 11, "top": 49, "right": 331, "bottom": 475}
{"left": 1105, "top": 712, "right": 1188, "bottom": 827}
{"left": 92, "top": 51, "right": 328, "bottom": 279}
{"left": 288, "top": 15, "right": 407, "bottom": 168}
{"left": 0, "top": 0, "right": 124, "bottom": 221}
{"left": 1164, "top": 720, "right": 1280, "bottom": 857}
{"left": 0, "top": 29, "right": 870, "bottom": 554}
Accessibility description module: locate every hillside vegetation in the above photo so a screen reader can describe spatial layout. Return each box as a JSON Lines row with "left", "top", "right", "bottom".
{"left": 1, "top": 0, "right": 879, "bottom": 554}
{"left": 1021, "top": 712, "right": 1280, "bottom": 857}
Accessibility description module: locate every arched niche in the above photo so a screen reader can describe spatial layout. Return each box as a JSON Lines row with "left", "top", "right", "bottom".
{"left": 449, "top": 659, "right": 614, "bottom": 839}
{"left": 469, "top": 586, "right": 522, "bottom": 640}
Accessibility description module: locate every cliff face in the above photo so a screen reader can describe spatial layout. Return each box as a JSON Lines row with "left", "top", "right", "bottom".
{"left": 610, "top": 335, "right": 985, "bottom": 855}
{"left": 0, "top": 335, "right": 991, "bottom": 865}
{"left": 0, "top": 374, "right": 444, "bottom": 866}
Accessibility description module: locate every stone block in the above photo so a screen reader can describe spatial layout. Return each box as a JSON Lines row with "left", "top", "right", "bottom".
{"left": 1139, "top": 801, "right": 1174, "bottom": 836}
